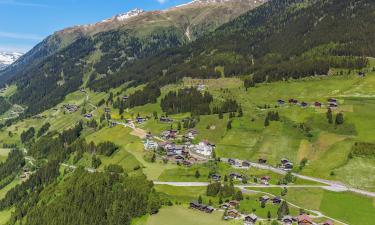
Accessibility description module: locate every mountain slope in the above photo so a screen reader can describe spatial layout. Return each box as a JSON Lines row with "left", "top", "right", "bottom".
{"left": 89, "top": 0, "right": 373, "bottom": 103}
{"left": 0, "top": 0, "right": 265, "bottom": 116}
{"left": 0, "top": 52, "right": 22, "bottom": 70}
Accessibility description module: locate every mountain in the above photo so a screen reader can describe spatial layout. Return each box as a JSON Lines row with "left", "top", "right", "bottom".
{"left": 0, "top": 0, "right": 266, "bottom": 116}
{"left": 0, "top": 52, "right": 22, "bottom": 70}
{"left": 90, "top": 0, "right": 373, "bottom": 106}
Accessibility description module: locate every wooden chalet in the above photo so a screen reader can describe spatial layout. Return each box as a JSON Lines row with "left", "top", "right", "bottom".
{"left": 259, "top": 195, "right": 270, "bottom": 202}
{"left": 314, "top": 102, "right": 322, "bottom": 107}
{"left": 228, "top": 158, "right": 236, "bottom": 165}
{"left": 260, "top": 176, "right": 270, "bottom": 185}
{"left": 242, "top": 161, "right": 250, "bottom": 167}
{"left": 229, "top": 172, "right": 243, "bottom": 180}
{"left": 289, "top": 99, "right": 298, "bottom": 104}
{"left": 227, "top": 209, "right": 240, "bottom": 218}
{"left": 228, "top": 200, "right": 239, "bottom": 207}
{"left": 297, "top": 214, "right": 313, "bottom": 225}
{"left": 258, "top": 158, "right": 267, "bottom": 164}
{"left": 211, "top": 174, "right": 221, "bottom": 181}
{"left": 244, "top": 214, "right": 258, "bottom": 225}
{"left": 272, "top": 196, "right": 282, "bottom": 204}
{"left": 282, "top": 215, "right": 293, "bottom": 225}
{"left": 277, "top": 99, "right": 286, "bottom": 105}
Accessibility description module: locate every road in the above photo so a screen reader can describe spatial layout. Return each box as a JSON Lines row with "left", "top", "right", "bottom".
{"left": 221, "top": 158, "right": 375, "bottom": 197}
{"left": 154, "top": 181, "right": 348, "bottom": 225}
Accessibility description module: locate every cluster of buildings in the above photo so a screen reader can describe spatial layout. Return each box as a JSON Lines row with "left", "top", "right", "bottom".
{"left": 63, "top": 104, "right": 79, "bottom": 113}
{"left": 277, "top": 98, "right": 339, "bottom": 109}
{"left": 280, "top": 158, "right": 294, "bottom": 171}
{"left": 189, "top": 201, "right": 214, "bottom": 214}
{"left": 281, "top": 214, "right": 334, "bottom": 225}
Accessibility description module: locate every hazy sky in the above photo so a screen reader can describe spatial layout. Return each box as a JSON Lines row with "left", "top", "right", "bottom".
{"left": 0, "top": 0, "right": 191, "bottom": 53}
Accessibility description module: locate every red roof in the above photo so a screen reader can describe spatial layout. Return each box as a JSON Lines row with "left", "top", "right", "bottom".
{"left": 297, "top": 214, "right": 313, "bottom": 223}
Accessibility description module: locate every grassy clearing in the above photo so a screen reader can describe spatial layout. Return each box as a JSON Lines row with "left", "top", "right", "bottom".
{"left": 0, "top": 208, "right": 13, "bottom": 225}
{"left": 0, "top": 178, "right": 20, "bottom": 200}
{"left": 0, "top": 148, "right": 11, "bottom": 162}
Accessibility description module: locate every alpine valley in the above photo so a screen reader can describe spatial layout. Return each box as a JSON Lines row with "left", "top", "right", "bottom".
{"left": 0, "top": 0, "right": 374, "bottom": 225}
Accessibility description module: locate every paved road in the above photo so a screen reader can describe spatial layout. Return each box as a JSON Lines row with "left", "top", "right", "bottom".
{"left": 221, "top": 158, "right": 375, "bottom": 197}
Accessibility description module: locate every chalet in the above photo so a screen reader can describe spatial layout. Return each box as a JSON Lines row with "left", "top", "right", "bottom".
{"left": 184, "top": 129, "right": 198, "bottom": 140}
{"left": 204, "top": 206, "right": 214, "bottom": 213}
{"left": 259, "top": 195, "right": 270, "bottom": 203}
{"left": 162, "top": 130, "right": 178, "bottom": 139}
{"left": 63, "top": 104, "right": 79, "bottom": 113}
{"left": 228, "top": 158, "right": 236, "bottom": 165}
{"left": 211, "top": 174, "right": 221, "bottom": 181}
{"left": 244, "top": 214, "right": 258, "bottom": 225}
{"left": 282, "top": 215, "right": 294, "bottom": 225}
{"left": 281, "top": 158, "right": 290, "bottom": 164}
{"left": 260, "top": 176, "right": 270, "bottom": 185}
{"left": 277, "top": 99, "right": 286, "bottom": 105}
{"left": 242, "top": 161, "right": 250, "bottom": 167}
{"left": 197, "top": 84, "right": 206, "bottom": 91}
{"left": 104, "top": 107, "right": 111, "bottom": 113}
{"left": 284, "top": 162, "right": 294, "bottom": 170}
{"left": 227, "top": 209, "right": 240, "bottom": 218}
{"left": 160, "top": 116, "right": 173, "bottom": 123}
{"left": 314, "top": 102, "right": 322, "bottom": 107}
{"left": 190, "top": 201, "right": 201, "bottom": 210}
{"left": 229, "top": 173, "right": 243, "bottom": 180}
{"left": 258, "top": 158, "right": 267, "bottom": 164}
{"left": 228, "top": 200, "right": 239, "bottom": 207}
{"left": 328, "top": 102, "right": 338, "bottom": 108}
{"left": 84, "top": 113, "right": 93, "bottom": 119}
{"left": 272, "top": 196, "right": 282, "bottom": 204}
{"left": 297, "top": 214, "right": 313, "bottom": 225}
{"left": 289, "top": 99, "right": 298, "bottom": 104}
{"left": 322, "top": 220, "right": 334, "bottom": 225}
{"left": 300, "top": 102, "right": 308, "bottom": 108}
{"left": 123, "top": 96, "right": 129, "bottom": 101}
{"left": 327, "top": 98, "right": 337, "bottom": 103}
{"left": 189, "top": 201, "right": 214, "bottom": 214}
{"left": 221, "top": 203, "right": 231, "bottom": 209}
{"left": 136, "top": 116, "right": 146, "bottom": 123}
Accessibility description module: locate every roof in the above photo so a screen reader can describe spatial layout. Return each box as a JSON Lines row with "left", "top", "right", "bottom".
{"left": 323, "top": 220, "right": 334, "bottom": 225}
{"left": 297, "top": 214, "right": 313, "bottom": 223}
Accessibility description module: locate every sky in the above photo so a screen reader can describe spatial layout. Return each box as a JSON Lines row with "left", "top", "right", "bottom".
{"left": 0, "top": 0, "right": 191, "bottom": 53}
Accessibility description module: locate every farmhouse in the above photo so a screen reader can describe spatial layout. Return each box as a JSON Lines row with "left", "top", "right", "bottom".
{"left": 282, "top": 215, "right": 294, "bottom": 225}
{"left": 259, "top": 195, "right": 270, "bottom": 203}
{"left": 226, "top": 209, "right": 240, "bottom": 218}
{"left": 297, "top": 214, "right": 313, "bottom": 225}
{"left": 159, "top": 116, "right": 173, "bottom": 123}
{"left": 244, "top": 214, "right": 258, "bottom": 225}
{"left": 272, "top": 196, "right": 282, "bottom": 204}
{"left": 260, "top": 176, "right": 270, "bottom": 185}
{"left": 242, "top": 161, "right": 250, "bottom": 167}
{"left": 314, "top": 102, "right": 322, "bottom": 107}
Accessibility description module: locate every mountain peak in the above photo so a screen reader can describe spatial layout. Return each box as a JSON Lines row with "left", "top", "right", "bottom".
{"left": 0, "top": 51, "right": 23, "bottom": 70}
{"left": 114, "top": 8, "right": 146, "bottom": 21}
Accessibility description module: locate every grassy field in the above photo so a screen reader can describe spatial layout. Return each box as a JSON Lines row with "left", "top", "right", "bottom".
{"left": 250, "top": 187, "right": 375, "bottom": 225}
{"left": 0, "top": 148, "right": 10, "bottom": 162}
{"left": 0, "top": 208, "right": 13, "bottom": 225}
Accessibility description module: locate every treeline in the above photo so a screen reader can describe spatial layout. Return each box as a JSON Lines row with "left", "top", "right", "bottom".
{"left": 25, "top": 169, "right": 163, "bottom": 225}
{"left": 161, "top": 88, "right": 213, "bottom": 115}
{"left": 351, "top": 142, "right": 375, "bottom": 158}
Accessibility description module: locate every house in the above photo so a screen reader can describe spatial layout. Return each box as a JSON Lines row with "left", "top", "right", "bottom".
{"left": 297, "top": 214, "right": 313, "bottom": 225}
{"left": 289, "top": 99, "right": 298, "bottom": 104}
{"left": 123, "top": 96, "right": 129, "bottom": 101}
{"left": 63, "top": 104, "right": 79, "bottom": 113}
{"left": 358, "top": 71, "right": 366, "bottom": 77}
{"left": 260, "top": 176, "right": 270, "bottom": 185}
{"left": 189, "top": 201, "right": 201, "bottom": 209}
{"left": 228, "top": 158, "right": 236, "bottom": 165}
{"left": 327, "top": 98, "right": 337, "bottom": 103}
{"left": 229, "top": 173, "right": 243, "bottom": 180}
{"left": 284, "top": 162, "right": 294, "bottom": 170}
{"left": 277, "top": 99, "right": 286, "bottom": 105}
{"left": 272, "top": 196, "right": 282, "bottom": 204}
{"left": 221, "top": 203, "right": 231, "bottom": 209}
{"left": 322, "top": 220, "right": 334, "bottom": 225}
{"left": 282, "top": 215, "right": 294, "bottom": 225}
{"left": 162, "top": 130, "right": 178, "bottom": 139}
{"left": 211, "top": 174, "right": 221, "bottom": 181}
{"left": 136, "top": 116, "right": 146, "bottom": 123}
{"left": 259, "top": 195, "right": 270, "bottom": 202}
{"left": 184, "top": 129, "right": 198, "bottom": 140}
{"left": 160, "top": 116, "right": 173, "bottom": 123}
{"left": 84, "top": 113, "right": 93, "bottom": 119}
{"left": 314, "top": 102, "right": 322, "bottom": 107}
{"left": 104, "top": 107, "right": 111, "bottom": 113}
{"left": 242, "top": 161, "right": 250, "bottom": 167}
{"left": 300, "top": 102, "right": 308, "bottom": 108}
{"left": 258, "top": 158, "right": 267, "bottom": 164}
{"left": 328, "top": 102, "right": 338, "bottom": 109}
{"left": 204, "top": 206, "right": 214, "bottom": 213}
{"left": 189, "top": 201, "right": 213, "bottom": 214}
{"left": 281, "top": 158, "right": 290, "bottom": 164}
{"left": 227, "top": 209, "right": 240, "bottom": 218}
{"left": 182, "top": 160, "right": 192, "bottom": 167}
{"left": 244, "top": 214, "right": 258, "bottom": 225}
{"left": 228, "top": 200, "right": 239, "bottom": 207}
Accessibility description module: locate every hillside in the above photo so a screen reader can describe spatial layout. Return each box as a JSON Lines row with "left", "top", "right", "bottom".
{"left": 0, "top": 0, "right": 265, "bottom": 116}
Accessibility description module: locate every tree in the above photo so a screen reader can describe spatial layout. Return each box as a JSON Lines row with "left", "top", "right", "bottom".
{"left": 277, "top": 201, "right": 289, "bottom": 220}
{"left": 264, "top": 117, "right": 270, "bottom": 127}
{"left": 327, "top": 108, "right": 333, "bottom": 124}
{"left": 195, "top": 170, "right": 201, "bottom": 179}
{"left": 335, "top": 112, "right": 344, "bottom": 125}
{"left": 234, "top": 190, "right": 243, "bottom": 201}
{"left": 227, "top": 120, "right": 232, "bottom": 130}
{"left": 219, "top": 111, "right": 223, "bottom": 119}
{"left": 238, "top": 107, "right": 243, "bottom": 117}
{"left": 177, "top": 122, "right": 182, "bottom": 130}
{"left": 261, "top": 201, "right": 266, "bottom": 208}
{"left": 267, "top": 211, "right": 272, "bottom": 220}
{"left": 198, "top": 195, "right": 203, "bottom": 204}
